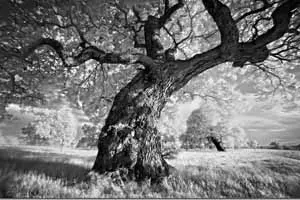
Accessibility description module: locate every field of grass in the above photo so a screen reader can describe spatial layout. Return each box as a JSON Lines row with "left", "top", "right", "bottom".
{"left": 0, "top": 146, "right": 300, "bottom": 198}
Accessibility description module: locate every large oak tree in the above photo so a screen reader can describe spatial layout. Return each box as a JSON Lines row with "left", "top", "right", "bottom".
{"left": 0, "top": 0, "right": 299, "bottom": 183}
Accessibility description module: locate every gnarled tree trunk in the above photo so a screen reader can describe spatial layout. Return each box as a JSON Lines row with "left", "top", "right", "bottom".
{"left": 92, "top": 69, "right": 174, "bottom": 183}
{"left": 91, "top": 45, "right": 224, "bottom": 182}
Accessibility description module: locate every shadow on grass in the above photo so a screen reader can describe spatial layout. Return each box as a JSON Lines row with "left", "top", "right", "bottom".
{"left": 0, "top": 146, "right": 96, "bottom": 163}
{"left": 0, "top": 147, "right": 92, "bottom": 184}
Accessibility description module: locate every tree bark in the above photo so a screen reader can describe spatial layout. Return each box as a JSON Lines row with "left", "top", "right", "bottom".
{"left": 92, "top": 68, "right": 173, "bottom": 183}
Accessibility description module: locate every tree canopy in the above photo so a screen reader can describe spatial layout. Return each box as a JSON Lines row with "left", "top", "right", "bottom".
{"left": 1, "top": 0, "right": 299, "bottom": 114}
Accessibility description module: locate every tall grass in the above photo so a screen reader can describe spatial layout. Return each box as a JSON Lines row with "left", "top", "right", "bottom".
{"left": 0, "top": 148, "right": 300, "bottom": 198}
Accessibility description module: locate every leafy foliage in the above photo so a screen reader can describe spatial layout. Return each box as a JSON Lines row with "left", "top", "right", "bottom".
{"left": 0, "top": 0, "right": 299, "bottom": 122}
{"left": 76, "top": 124, "right": 99, "bottom": 149}
{"left": 21, "top": 123, "right": 49, "bottom": 145}
{"left": 247, "top": 140, "right": 259, "bottom": 149}
{"left": 180, "top": 107, "right": 247, "bottom": 150}
{"left": 269, "top": 141, "right": 281, "bottom": 149}
{"left": 20, "top": 105, "right": 79, "bottom": 148}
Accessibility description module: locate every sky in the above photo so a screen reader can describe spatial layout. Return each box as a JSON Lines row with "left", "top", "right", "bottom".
{"left": 231, "top": 99, "right": 300, "bottom": 145}
{"left": 231, "top": 68, "right": 300, "bottom": 145}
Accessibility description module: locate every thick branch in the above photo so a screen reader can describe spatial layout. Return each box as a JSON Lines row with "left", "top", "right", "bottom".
{"left": 169, "top": 0, "right": 299, "bottom": 92}
{"left": 202, "top": 0, "right": 239, "bottom": 54}
{"left": 143, "top": 0, "right": 184, "bottom": 59}
{"left": 160, "top": 0, "right": 184, "bottom": 26}
{"left": 170, "top": 47, "right": 225, "bottom": 93}
{"left": 73, "top": 46, "right": 129, "bottom": 65}
{"left": 232, "top": 0, "right": 300, "bottom": 66}
{"left": 23, "top": 38, "right": 132, "bottom": 67}
{"left": 251, "top": 0, "right": 299, "bottom": 48}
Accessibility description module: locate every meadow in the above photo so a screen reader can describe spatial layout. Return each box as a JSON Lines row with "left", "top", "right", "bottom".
{"left": 0, "top": 146, "right": 300, "bottom": 198}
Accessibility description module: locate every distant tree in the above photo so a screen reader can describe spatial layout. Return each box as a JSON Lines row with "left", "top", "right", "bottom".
{"left": 214, "top": 126, "right": 248, "bottom": 149}
{"left": 20, "top": 106, "right": 79, "bottom": 150}
{"left": 247, "top": 140, "right": 259, "bottom": 149}
{"left": 181, "top": 106, "right": 250, "bottom": 151}
{"left": 179, "top": 132, "right": 202, "bottom": 150}
{"left": 180, "top": 108, "right": 207, "bottom": 150}
{"left": 181, "top": 108, "right": 226, "bottom": 151}
{"left": 270, "top": 141, "right": 281, "bottom": 149}
{"left": 156, "top": 107, "right": 181, "bottom": 157}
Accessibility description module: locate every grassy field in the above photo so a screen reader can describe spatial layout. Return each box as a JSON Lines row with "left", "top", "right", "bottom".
{"left": 0, "top": 146, "right": 300, "bottom": 198}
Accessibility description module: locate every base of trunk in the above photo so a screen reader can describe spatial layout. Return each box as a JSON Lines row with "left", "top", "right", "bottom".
{"left": 92, "top": 124, "right": 170, "bottom": 184}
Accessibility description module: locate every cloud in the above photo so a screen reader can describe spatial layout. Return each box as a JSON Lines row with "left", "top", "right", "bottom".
{"left": 230, "top": 96, "right": 300, "bottom": 145}
{"left": 231, "top": 113, "right": 285, "bottom": 129}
